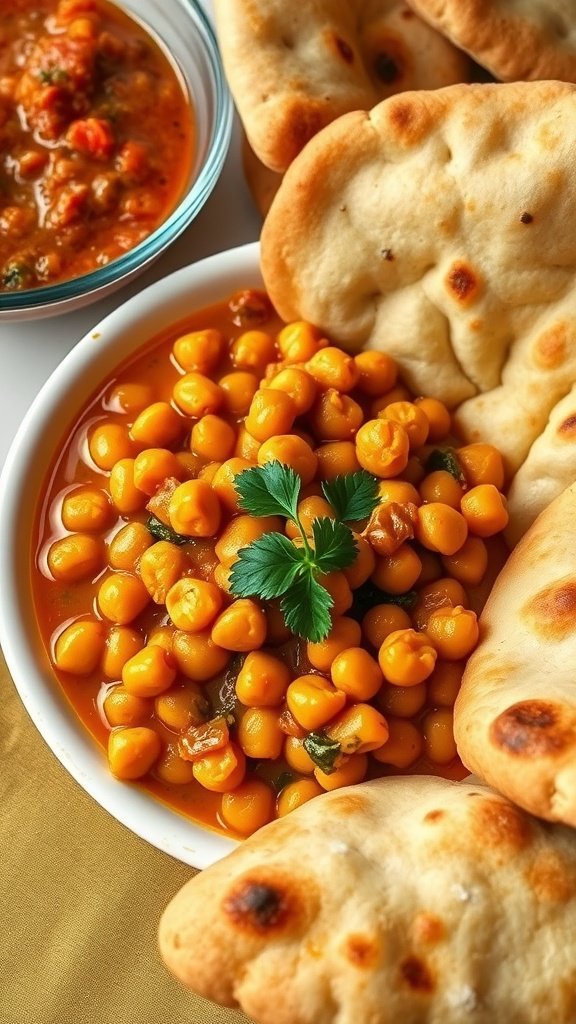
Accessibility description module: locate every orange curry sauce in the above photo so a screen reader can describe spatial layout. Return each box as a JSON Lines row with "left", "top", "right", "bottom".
{"left": 0, "top": 0, "right": 194, "bottom": 291}
{"left": 30, "top": 291, "right": 494, "bottom": 839}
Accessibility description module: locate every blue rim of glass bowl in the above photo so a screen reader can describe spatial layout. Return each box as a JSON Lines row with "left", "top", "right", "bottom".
{"left": 0, "top": 0, "right": 233, "bottom": 312}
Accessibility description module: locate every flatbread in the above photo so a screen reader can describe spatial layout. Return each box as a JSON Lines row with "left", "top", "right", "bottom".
{"left": 455, "top": 481, "right": 576, "bottom": 826}
{"left": 261, "top": 80, "right": 576, "bottom": 498}
{"left": 241, "top": 132, "right": 282, "bottom": 218}
{"left": 214, "top": 0, "right": 471, "bottom": 173}
{"left": 159, "top": 775, "right": 576, "bottom": 1024}
{"left": 407, "top": 0, "right": 576, "bottom": 83}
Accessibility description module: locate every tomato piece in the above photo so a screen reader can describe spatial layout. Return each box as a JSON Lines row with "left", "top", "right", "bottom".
{"left": 66, "top": 117, "right": 115, "bottom": 160}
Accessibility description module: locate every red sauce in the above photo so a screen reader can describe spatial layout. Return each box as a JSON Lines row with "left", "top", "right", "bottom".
{"left": 0, "top": 0, "right": 194, "bottom": 291}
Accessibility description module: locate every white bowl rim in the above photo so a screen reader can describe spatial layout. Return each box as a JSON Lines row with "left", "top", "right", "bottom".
{"left": 0, "top": 241, "right": 265, "bottom": 868}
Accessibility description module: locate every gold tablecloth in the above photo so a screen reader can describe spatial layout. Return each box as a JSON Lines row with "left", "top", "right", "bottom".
{"left": 1, "top": 649, "right": 250, "bottom": 1024}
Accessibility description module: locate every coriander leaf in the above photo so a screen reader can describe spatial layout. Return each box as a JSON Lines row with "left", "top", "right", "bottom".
{"left": 311, "top": 517, "right": 357, "bottom": 574}
{"left": 350, "top": 580, "right": 418, "bottom": 621}
{"left": 322, "top": 471, "right": 380, "bottom": 521}
{"left": 281, "top": 572, "right": 333, "bottom": 643}
{"left": 235, "top": 461, "right": 301, "bottom": 521}
{"left": 272, "top": 771, "right": 296, "bottom": 794}
{"left": 146, "top": 515, "right": 189, "bottom": 546}
{"left": 425, "top": 447, "right": 465, "bottom": 483}
{"left": 303, "top": 732, "right": 342, "bottom": 774}
{"left": 229, "top": 532, "right": 305, "bottom": 600}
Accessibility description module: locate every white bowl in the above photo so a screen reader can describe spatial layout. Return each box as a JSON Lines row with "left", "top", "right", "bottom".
{"left": 0, "top": 242, "right": 263, "bottom": 867}
{"left": 0, "top": 0, "right": 232, "bottom": 323}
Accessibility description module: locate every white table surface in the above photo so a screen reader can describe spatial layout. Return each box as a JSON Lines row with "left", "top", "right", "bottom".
{"left": 0, "top": 0, "right": 260, "bottom": 471}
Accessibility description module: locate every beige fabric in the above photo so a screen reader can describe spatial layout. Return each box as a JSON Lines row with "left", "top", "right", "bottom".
{"left": 214, "top": 0, "right": 470, "bottom": 173}
{"left": 407, "top": 0, "right": 576, "bottom": 83}
{"left": 455, "top": 481, "right": 576, "bottom": 827}
{"left": 0, "top": 648, "right": 250, "bottom": 1024}
{"left": 159, "top": 774, "right": 576, "bottom": 1024}
{"left": 261, "top": 81, "right": 576, "bottom": 502}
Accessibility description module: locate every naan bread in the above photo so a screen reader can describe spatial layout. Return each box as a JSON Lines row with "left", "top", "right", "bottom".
{"left": 213, "top": 0, "right": 470, "bottom": 173}
{"left": 407, "top": 0, "right": 576, "bottom": 83}
{"left": 261, "top": 80, "right": 576, "bottom": 490}
{"left": 242, "top": 132, "right": 282, "bottom": 218}
{"left": 159, "top": 775, "right": 576, "bottom": 1024}
{"left": 455, "top": 482, "right": 576, "bottom": 826}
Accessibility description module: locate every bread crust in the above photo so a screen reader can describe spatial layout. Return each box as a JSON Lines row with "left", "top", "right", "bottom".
{"left": 407, "top": 0, "right": 576, "bottom": 83}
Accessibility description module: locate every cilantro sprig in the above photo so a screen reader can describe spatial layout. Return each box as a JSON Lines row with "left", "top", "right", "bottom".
{"left": 229, "top": 462, "right": 379, "bottom": 642}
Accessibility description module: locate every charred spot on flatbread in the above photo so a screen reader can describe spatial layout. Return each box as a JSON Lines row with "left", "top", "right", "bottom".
{"left": 400, "top": 955, "right": 435, "bottom": 993}
{"left": 223, "top": 871, "right": 312, "bottom": 935}
{"left": 522, "top": 580, "right": 576, "bottom": 641}
{"left": 490, "top": 700, "right": 572, "bottom": 757}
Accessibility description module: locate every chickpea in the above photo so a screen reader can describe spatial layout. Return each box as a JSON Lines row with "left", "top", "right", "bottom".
{"left": 376, "top": 681, "right": 427, "bottom": 718}
{"left": 61, "top": 486, "right": 113, "bottom": 532}
{"left": 283, "top": 735, "right": 316, "bottom": 774}
{"left": 221, "top": 779, "right": 275, "bottom": 835}
{"left": 421, "top": 707, "right": 457, "bottom": 764}
{"left": 122, "top": 644, "right": 177, "bottom": 697}
{"left": 427, "top": 660, "right": 464, "bottom": 706}
{"left": 372, "top": 717, "right": 423, "bottom": 769}
{"left": 417, "top": 549, "right": 443, "bottom": 586}
{"left": 309, "top": 389, "right": 363, "bottom": 442}
{"left": 415, "top": 502, "right": 468, "bottom": 556}
{"left": 89, "top": 421, "right": 133, "bottom": 470}
{"left": 237, "top": 707, "right": 284, "bottom": 759}
{"left": 370, "top": 384, "right": 412, "bottom": 417}
{"left": 412, "top": 577, "right": 468, "bottom": 630}
{"left": 457, "top": 443, "right": 506, "bottom": 490}
{"left": 306, "top": 347, "right": 359, "bottom": 392}
{"left": 355, "top": 419, "right": 410, "bottom": 478}
{"left": 215, "top": 514, "right": 283, "bottom": 566}
{"left": 307, "top": 615, "right": 362, "bottom": 672}
{"left": 277, "top": 778, "right": 324, "bottom": 816}
{"left": 47, "top": 533, "right": 103, "bottom": 582}
{"left": 155, "top": 682, "right": 209, "bottom": 731}
{"left": 330, "top": 647, "right": 383, "bottom": 701}
{"left": 166, "top": 577, "right": 222, "bottom": 632}
{"left": 133, "top": 448, "right": 183, "bottom": 496}
{"left": 286, "top": 674, "right": 346, "bottom": 731}
{"left": 371, "top": 544, "right": 422, "bottom": 594}
{"left": 211, "top": 599, "right": 267, "bottom": 652}
{"left": 154, "top": 745, "right": 196, "bottom": 785}
{"left": 266, "top": 367, "right": 317, "bottom": 415}
{"left": 190, "top": 415, "right": 236, "bottom": 463}
{"left": 219, "top": 371, "right": 259, "bottom": 417}
{"left": 102, "top": 685, "right": 150, "bottom": 727}
{"left": 318, "top": 571, "right": 353, "bottom": 616}
{"left": 378, "top": 628, "right": 437, "bottom": 686}
{"left": 414, "top": 397, "right": 452, "bottom": 442}
{"left": 173, "top": 629, "right": 230, "bottom": 681}
{"left": 442, "top": 536, "right": 488, "bottom": 587}
{"left": 326, "top": 703, "right": 389, "bottom": 754}
{"left": 173, "top": 372, "right": 224, "bottom": 418}
{"left": 168, "top": 479, "right": 221, "bottom": 537}
{"left": 258, "top": 434, "right": 318, "bottom": 484}
{"left": 173, "top": 328, "right": 224, "bottom": 374}
{"left": 97, "top": 572, "right": 151, "bottom": 624}
{"left": 109, "top": 458, "right": 146, "bottom": 514}
{"left": 148, "top": 624, "right": 177, "bottom": 654}
{"left": 108, "top": 521, "right": 153, "bottom": 572}
{"left": 138, "top": 541, "right": 188, "bottom": 604}
{"left": 354, "top": 351, "right": 397, "bottom": 396}
{"left": 53, "top": 618, "right": 106, "bottom": 674}
{"left": 107, "top": 726, "right": 161, "bottom": 780}
{"left": 315, "top": 441, "right": 361, "bottom": 480}
{"left": 210, "top": 458, "right": 252, "bottom": 513}
{"left": 343, "top": 534, "right": 376, "bottom": 589}
{"left": 378, "top": 401, "right": 429, "bottom": 450}
{"left": 231, "top": 329, "right": 276, "bottom": 371}
{"left": 234, "top": 424, "right": 262, "bottom": 461}
{"left": 426, "top": 605, "right": 479, "bottom": 660}
{"left": 197, "top": 461, "right": 222, "bottom": 486}
{"left": 362, "top": 603, "right": 412, "bottom": 649}
{"left": 101, "top": 625, "right": 144, "bottom": 679}
{"left": 460, "top": 484, "right": 509, "bottom": 537}
{"left": 277, "top": 321, "right": 327, "bottom": 363}
{"left": 245, "top": 389, "right": 296, "bottom": 442}
{"left": 314, "top": 753, "right": 368, "bottom": 791}
{"left": 235, "top": 651, "right": 291, "bottom": 707}
{"left": 419, "top": 471, "right": 464, "bottom": 509}
{"left": 403, "top": 456, "right": 426, "bottom": 487}
{"left": 107, "top": 381, "right": 154, "bottom": 415}
{"left": 192, "top": 741, "right": 246, "bottom": 792}
{"left": 129, "top": 401, "right": 183, "bottom": 448}
{"left": 378, "top": 480, "right": 421, "bottom": 507}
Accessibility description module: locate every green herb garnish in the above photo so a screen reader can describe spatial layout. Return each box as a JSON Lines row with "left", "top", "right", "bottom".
{"left": 146, "top": 515, "right": 189, "bottom": 546}
{"left": 321, "top": 471, "right": 380, "bottom": 521}
{"left": 38, "top": 67, "right": 69, "bottom": 85}
{"left": 350, "top": 580, "right": 418, "bottom": 622}
{"left": 425, "top": 447, "right": 465, "bottom": 483}
{"left": 230, "top": 461, "right": 360, "bottom": 642}
{"left": 2, "top": 262, "right": 33, "bottom": 290}
{"left": 303, "top": 731, "right": 342, "bottom": 774}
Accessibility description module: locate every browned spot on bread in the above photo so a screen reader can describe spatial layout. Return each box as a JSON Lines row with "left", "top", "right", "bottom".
{"left": 520, "top": 211, "right": 534, "bottom": 224}
{"left": 469, "top": 318, "right": 483, "bottom": 331}
{"left": 533, "top": 323, "right": 568, "bottom": 369}
{"left": 386, "top": 96, "right": 430, "bottom": 145}
{"left": 283, "top": 98, "right": 327, "bottom": 159}
{"left": 344, "top": 933, "right": 380, "bottom": 968}
{"left": 491, "top": 701, "right": 572, "bottom": 757}
{"left": 412, "top": 912, "right": 445, "bottom": 945}
{"left": 223, "top": 871, "right": 311, "bottom": 936}
{"left": 473, "top": 797, "right": 533, "bottom": 851}
{"left": 328, "top": 792, "right": 370, "bottom": 815}
{"left": 525, "top": 850, "right": 576, "bottom": 904}
{"left": 400, "top": 955, "right": 435, "bottom": 993}
{"left": 333, "top": 35, "right": 354, "bottom": 64}
{"left": 374, "top": 50, "right": 403, "bottom": 84}
{"left": 401, "top": 6, "right": 415, "bottom": 18}
{"left": 522, "top": 580, "right": 576, "bottom": 640}
{"left": 557, "top": 414, "right": 576, "bottom": 438}
{"left": 446, "top": 261, "right": 480, "bottom": 305}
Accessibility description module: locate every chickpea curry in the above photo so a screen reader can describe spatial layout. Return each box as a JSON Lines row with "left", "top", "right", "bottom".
{"left": 32, "top": 287, "right": 510, "bottom": 839}
{"left": 0, "top": 0, "right": 194, "bottom": 292}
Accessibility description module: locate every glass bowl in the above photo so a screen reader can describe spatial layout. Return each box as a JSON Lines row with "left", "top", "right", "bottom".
{"left": 0, "top": 241, "right": 261, "bottom": 867}
{"left": 0, "top": 0, "right": 233, "bottom": 323}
